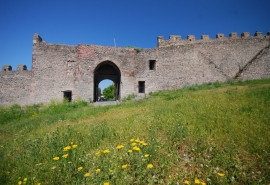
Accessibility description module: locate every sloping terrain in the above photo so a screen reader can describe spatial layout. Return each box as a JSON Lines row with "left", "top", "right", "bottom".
{"left": 0, "top": 79, "right": 269, "bottom": 185}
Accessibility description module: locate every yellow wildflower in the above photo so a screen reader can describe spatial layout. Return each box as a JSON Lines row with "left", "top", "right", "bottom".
{"left": 72, "top": 144, "right": 77, "bottom": 149}
{"left": 201, "top": 182, "right": 206, "bottom": 185}
{"left": 116, "top": 145, "right": 124, "bottom": 149}
{"left": 131, "top": 142, "right": 137, "bottom": 146}
{"left": 109, "top": 169, "right": 113, "bottom": 173}
{"left": 18, "top": 181, "right": 22, "bottom": 185}
{"left": 78, "top": 166, "right": 83, "bottom": 171}
{"left": 141, "top": 142, "right": 147, "bottom": 146}
{"left": 53, "top": 157, "right": 59, "bottom": 161}
{"left": 84, "top": 173, "right": 90, "bottom": 177}
{"left": 128, "top": 150, "right": 133, "bottom": 153}
{"left": 147, "top": 164, "right": 154, "bottom": 169}
{"left": 133, "top": 146, "right": 140, "bottom": 152}
{"left": 184, "top": 180, "right": 190, "bottom": 184}
{"left": 217, "top": 172, "right": 225, "bottom": 177}
{"left": 104, "top": 182, "right": 110, "bottom": 185}
{"left": 96, "top": 169, "right": 101, "bottom": 173}
{"left": 130, "top": 138, "right": 134, "bottom": 142}
{"left": 144, "top": 154, "right": 150, "bottom": 158}
{"left": 70, "top": 141, "right": 74, "bottom": 145}
{"left": 122, "top": 164, "right": 128, "bottom": 169}
{"left": 62, "top": 154, "right": 68, "bottom": 158}
{"left": 65, "top": 146, "right": 72, "bottom": 150}
{"left": 103, "top": 149, "right": 110, "bottom": 154}
{"left": 23, "top": 178, "right": 27, "bottom": 184}
{"left": 139, "top": 141, "right": 147, "bottom": 146}
{"left": 135, "top": 139, "right": 140, "bottom": 143}
{"left": 194, "top": 179, "right": 200, "bottom": 184}
{"left": 63, "top": 146, "right": 71, "bottom": 151}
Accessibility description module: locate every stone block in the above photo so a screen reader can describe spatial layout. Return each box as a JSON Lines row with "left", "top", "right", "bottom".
{"left": 169, "top": 35, "right": 181, "bottom": 41}
{"left": 241, "top": 32, "right": 250, "bottom": 38}
{"left": 187, "top": 35, "right": 195, "bottom": 41}
{"left": 2, "top": 65, "right": 12, "bottom": 71}
{"left": 17, "top": 65, "right": 27, "bottom": 71}
{"left": 216, "top": 33, "right": 225, "bottom": 39}
{"left": 229, "top": 32, "right": 238, "bottom": 38}
{"left": 201, "top": 35, "right": 210, "bottom": 40}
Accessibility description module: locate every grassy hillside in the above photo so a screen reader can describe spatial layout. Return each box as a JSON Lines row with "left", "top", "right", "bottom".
{"left": 0, "top": 79, "right": 269, "bottom": 185}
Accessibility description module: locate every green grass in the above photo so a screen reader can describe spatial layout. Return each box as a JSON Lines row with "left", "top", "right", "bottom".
{"left": 0, "top": 79, "right": 269, "bottom": 185}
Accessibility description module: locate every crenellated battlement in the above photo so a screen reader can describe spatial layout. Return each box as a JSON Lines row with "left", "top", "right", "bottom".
{"left": 157, "top": 31, "right": 270, "bottom": 47}
{"left": 1, "top": 65, "right": 28, "bottom": 72}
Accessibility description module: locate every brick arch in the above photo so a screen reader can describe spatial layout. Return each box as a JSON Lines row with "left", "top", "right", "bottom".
{"left": 94, "top": 61, "right": 121, "bottom": 102}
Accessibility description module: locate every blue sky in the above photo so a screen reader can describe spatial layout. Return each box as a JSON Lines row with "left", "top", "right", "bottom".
{"left": 0, "top": 0, "right": 269, "bottom": 91}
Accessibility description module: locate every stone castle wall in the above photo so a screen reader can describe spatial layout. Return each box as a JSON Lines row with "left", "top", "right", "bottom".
{"left": 30, "top": 34, "right": 78, "bottom": 104}
{"left": 0, "top": 65, "right": 31, "bottom": 105}
{"left": 136, "top": 31, "right": 270, "bottom": 93}
{"left": 0, "top": 31, "right": 269, "bottom": 105}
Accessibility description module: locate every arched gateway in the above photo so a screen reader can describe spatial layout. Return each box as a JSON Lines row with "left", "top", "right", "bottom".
{"left": 93, "top": 61, "right": 121, "bottom": 102}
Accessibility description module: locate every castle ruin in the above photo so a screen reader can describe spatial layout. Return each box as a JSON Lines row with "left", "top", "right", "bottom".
{"left": 1, "top": 31, "right": 270, "bottom": 105}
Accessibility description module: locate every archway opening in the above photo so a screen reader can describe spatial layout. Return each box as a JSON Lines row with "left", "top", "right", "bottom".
{"left": 94, "top": 61, "right": 121, "bottom": 102}
{"left": 98, "top": 79, "right": 115, "bottom": 101}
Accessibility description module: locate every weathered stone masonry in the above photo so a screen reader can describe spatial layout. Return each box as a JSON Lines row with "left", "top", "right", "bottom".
{"left": 1, "top": 31, "right": 270, "bottom": 105}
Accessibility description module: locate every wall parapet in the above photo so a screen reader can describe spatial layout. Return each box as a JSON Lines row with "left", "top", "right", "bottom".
{"left": 1, "top": 65, "right": 28, "bottom": 72}
{"left": 157, "top": 31, "right": 270, "bottom": 47}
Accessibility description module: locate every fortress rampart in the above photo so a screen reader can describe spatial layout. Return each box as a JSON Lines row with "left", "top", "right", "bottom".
{"left": 157, "top": 31, "right": 270, "bottom": 47}
{"left": 0, "top": 65, "right": 31, "bottom": 105}
{"left": 1, "top": 31, "right": 269, "bottom": 105}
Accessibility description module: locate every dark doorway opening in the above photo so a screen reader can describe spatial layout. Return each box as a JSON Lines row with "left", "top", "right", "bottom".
{"left": 63, "top": 90, "right": 72, "bottom": 102}
{"left": 138, "top": 81, "right": 145, "bottom": 93}
{"left": 149, "top": 60, "right": 156, "bottom": 70}
{"left": 94, "top": 61, "right": 121, "bottom": 102}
